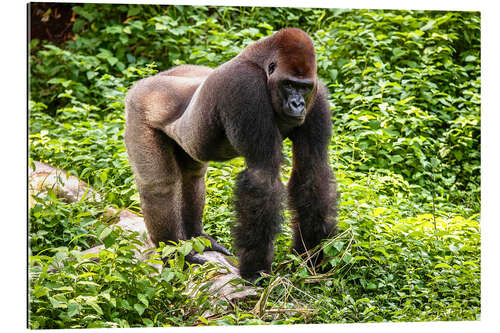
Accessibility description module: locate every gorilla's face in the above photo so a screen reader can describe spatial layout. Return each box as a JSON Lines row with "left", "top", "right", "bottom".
{"left": 267, "top": 59, "right": 317, "bottom": 127}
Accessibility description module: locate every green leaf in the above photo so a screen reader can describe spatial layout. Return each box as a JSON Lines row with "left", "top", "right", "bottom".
{"left": 88, "top": 300, "right": 103, "bottom": 315}
{"left": 343, "top": 252, "right": 353, "bottom": 263}
{"left": 137, "top": 293, "right": 149, "bottom": 307}
{"left": 373, "top": 207, "right": 386, "bottom": 217}
{"left": 465, "top": 55, "right": 477, "bottom": 62}
{"left": 257, "top": 22, "right": 273, "bottom": 30}
{"left": 329, "top": 69, "right": 338, "bottom": 81}
{"left": 134, "top": 303, "right": 146, "bottom": 316}
{"left": 161, "top": 245, "right": 177, "bottom": 258}
{"left": 107, "top": 57, "right": 118, "bottom": 66}
{"left": 333, "top": 240, "right": 344, "bottom": 252}
{"left": 392, "top": 47, "right": 406, "bottom": 58}
{"left": 421, "top": 20, "right": 436, "bottom": 31}
{"left": 142, "top": 318, "right": 154, "bottom": 327}
{"left": 161, "top": 269, "right": 175, "bottom": 282}
{"left": 127, "top": 6, "right": 141, "bottom": 17}
{"left": 49, "top": 296, "right": 66, "bottom": 309}
{"left": 87, "top": 71, "right": 98, "bottom": 80}
{"left": 100, "top": 170, "right": 108, "bottom": 184}
{"left": 179, "top": 242, "right": 193, "bottom": 256}
{"left": 449, "top": 244, "right": 460, "bottom": 253}
{"left": 176, "top": 253, "right": 185, "bottom": 270}
{"left": 193, "top": 238, "right": 206, "bottom": 254}
{"left": 77, "top": 281, "right": 100, "bottom": 287}
{"left": 99, "top": 227, "right": 112, "bottom": 240}
{"left": 130, "top": 192, "right": 140, "bottom": 202}
{"left": 67, "top": 301, "right": 81, "bottom": 318}
{"left": 155, "top": 23, "right": 167, "bottom": 30}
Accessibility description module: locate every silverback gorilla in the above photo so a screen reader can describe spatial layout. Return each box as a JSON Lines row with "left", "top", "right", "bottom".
{"left": 124, "top": 28, "right": 338, "bottom": 282}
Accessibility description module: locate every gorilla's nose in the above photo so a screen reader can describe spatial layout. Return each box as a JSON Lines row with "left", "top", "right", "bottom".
{"left": 289, "top": 96, "right": 305, "bottom": 115}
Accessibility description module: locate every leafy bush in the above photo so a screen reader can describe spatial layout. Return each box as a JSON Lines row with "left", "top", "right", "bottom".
{"left": 29, "top": 226, "right": 234, "bottom": 328}
{"left": 29, "top": 190, "right": 104, "bottom": 254}
{"left": 29, "top": 4, "right": 480, "bottom": 327}
{"left": 318, "top": 11, "right": 480, "bottom": 207}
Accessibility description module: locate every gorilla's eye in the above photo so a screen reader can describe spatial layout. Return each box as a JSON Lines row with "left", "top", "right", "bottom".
{"left": 268, "top": 62, "right": 276, "bottom": 75}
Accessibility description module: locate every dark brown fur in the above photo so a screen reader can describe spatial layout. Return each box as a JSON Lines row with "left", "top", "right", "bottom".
{"left": 124, "top": 28, "right": 338, "bottom": 282}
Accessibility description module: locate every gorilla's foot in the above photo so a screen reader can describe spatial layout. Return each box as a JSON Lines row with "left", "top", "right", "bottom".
{"left": 241, "top": 270, "right": 269, "bottom": 285}
{"left": 185, "top": 250, "right": 209, "bottom": 265}
{"left": 199, "top": 233, "right": 232, "bottom": 256}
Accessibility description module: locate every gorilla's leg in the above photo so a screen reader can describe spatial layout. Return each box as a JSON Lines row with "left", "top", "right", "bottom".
{"left": 125, "top": 125, "right": 185, "bottom": 246}
{"left": 174, "top": 145, "right": 231, "bottom": 256}
{"left": 233, "top": 168, "right": 284, "bottom": 282}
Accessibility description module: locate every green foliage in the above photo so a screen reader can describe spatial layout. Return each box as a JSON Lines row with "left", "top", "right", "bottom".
{"left": 319, "top": 11, "right": 480, "bottom": 207}
{"left": 29, "top": 4, "right": 480, "bottom": 328}
{"left": 29, "top": 224, "right": 234, "bottom": 328}
{"left": 29, "top": 190, "right": 103, "bottom": 253}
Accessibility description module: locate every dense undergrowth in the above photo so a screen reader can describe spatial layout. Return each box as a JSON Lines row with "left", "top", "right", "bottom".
{"left": 28, "top": 4, "right": 480, "bottom": 328}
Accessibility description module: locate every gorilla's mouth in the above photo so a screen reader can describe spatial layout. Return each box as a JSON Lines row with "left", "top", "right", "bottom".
{"left": 281, "top": 111, "right": 305, "bottom": 125}
{"left": 283, "top": 105, "right": 306, "bottom": 121}
{"left": 284, "top": 112, "right": 305, "bottom": 120}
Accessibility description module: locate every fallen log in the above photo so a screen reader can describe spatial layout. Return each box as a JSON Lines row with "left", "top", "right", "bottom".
{"left": 29, "top": 161, "right": 257, "bottom": 301}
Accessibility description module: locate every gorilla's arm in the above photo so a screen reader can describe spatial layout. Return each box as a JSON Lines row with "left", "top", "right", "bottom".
{"left": 287, "top": 84, "right": 338, "bottom": 264}
{"left": 215, "top": 61, "right": 285, "bottom": 282}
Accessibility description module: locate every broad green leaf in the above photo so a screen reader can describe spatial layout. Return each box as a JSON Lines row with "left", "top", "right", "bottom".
{"left": 134, "top": 303, "right": 146, "bottom": 316}
{"left": 88, "top": 300, "right": 103, "bottom": 315}
{"left": 179, "top": 242, "right": 193, "bottom": 256}
{"left": 67, "top": 301, "right": 81, "bottom": 318}
{"left": 373, "top": 207, "right": 386, "bottom": 217}
{"left": 137, "top": 293, "right": 149, "bottom": 307}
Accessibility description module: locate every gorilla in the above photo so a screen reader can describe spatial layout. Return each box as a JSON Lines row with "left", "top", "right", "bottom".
{"left": 124, "top": 28, "right": 338, "bottom": 282}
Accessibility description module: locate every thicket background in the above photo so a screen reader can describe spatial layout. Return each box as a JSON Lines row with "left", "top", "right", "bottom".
{"left": 28, "top": 3, "right": 480, "bottom": 328}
